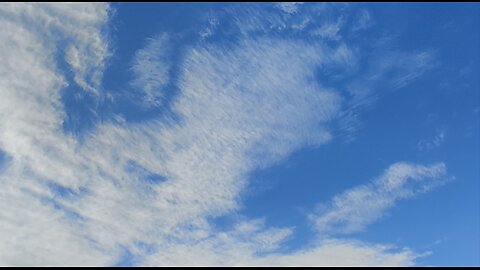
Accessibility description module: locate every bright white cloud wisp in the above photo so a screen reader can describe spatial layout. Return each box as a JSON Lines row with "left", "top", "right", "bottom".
{"left": 130, "top": 33, "right": 172, "bottom": 107}
{"left": 0, "top": 3, "right": 448, "bottom": 266}
{"left": 312, "top": 162, "right": 449, "bottom": 235}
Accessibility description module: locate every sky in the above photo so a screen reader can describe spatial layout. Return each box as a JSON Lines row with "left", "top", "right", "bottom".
{"left": 0, "top": 2, "right": 479, "bottom": 266}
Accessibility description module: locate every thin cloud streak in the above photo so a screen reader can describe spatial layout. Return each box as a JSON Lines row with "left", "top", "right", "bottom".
{"left": 311, "top": 162, "right": 449, "bottom": 235}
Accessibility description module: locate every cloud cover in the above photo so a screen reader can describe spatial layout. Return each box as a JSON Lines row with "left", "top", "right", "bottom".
{"left": 0, "top": 3, "right": 448, "bottom": 266}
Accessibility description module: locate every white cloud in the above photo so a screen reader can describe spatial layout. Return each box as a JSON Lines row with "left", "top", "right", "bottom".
{"left": 142, "top": 233, "right": 421, "bottom": 266}
{"left": 276, "top": 2, "right": 303, "bottom": 14}
{"left": 222, "top": 3, "right": 336, "bottom": 37}
{"left": 348, "top": 50, "right": 436, "bottom": 105}
{"left": 199, "top": 17, "right": 219, "bottom": 40}
{"left": 0, "top": 3, "right": 446, "bottom": 266}
{"left": 417, "top": 129, "right": 446, "bottom": 151}
{"left": 0, "top": 3, "right": 116, "bottom": 265}
{"left": 311, "top": 19, "right": 343, "bottom": 40}
{"left": 352, "top": 9, "right": 373, "bottom": 32}
{"left": 254, "top": 239, "right": 421, "bottom": 266}
{"left": 0, "top": 3, "right": 111, "bottom": 94}
{"left": 388, "top": 51, "right": 436, "bottom": 89}
{"left": 140, "top": 218, "right": 420, "bottom": 266}
{"left": 338, "top": 49, "right": 437, "bottom": 142}
{"left": 130, "top": 33, "right": 171, "bottom": 107}
{"left": 0, "top": 3, "right": 342, "bottom": 265}
{"left": 311, "top": 162, "right": 449, "bottom": 234}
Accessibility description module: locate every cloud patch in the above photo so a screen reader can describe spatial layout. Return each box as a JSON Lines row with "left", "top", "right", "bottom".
{"left": 311, "top": 162, "right": 449, "bottom": 235}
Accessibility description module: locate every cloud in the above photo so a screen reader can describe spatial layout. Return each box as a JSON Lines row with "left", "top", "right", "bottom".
{"left": 352, "top": 9, "right": 373, "bottom": 32}
{"left": 0, "top": 3, "right": 446, "bottom": 266}
{"left": 130, "top": 33, "right": 172, "bottom": 107}
{"left": 199, "top": 17, "right": 219, "bottom": 40}
{"left": 0, "top": 3, "right": 341, "bottom": 265}
{"left": 417, "top": 129, "right": 446, "bottom": 151}
{"left": 254, "top": 239, "right": 421, "bottom": 266}
{"left": 0, "top": 3, "right": 111, "bottom": 94}
{"left": 276, "top": 2, "right": 303, "bottom": 14}
{"left": 337, "top": 49, "right": 437, "bottom": 142}
{"left": 142, "top": 226, "right": 421, "bottom": 266}
{"left": 311, "top": 162, "right": 449, "bottom": 235}
{"left": 138, "top": 217, "right": 420, "bottom": 266}
{"left": 312, "top": 23, "right": 342, "bottom": 40}
{"left": 0, "top": 3, "right": 115, "bottom": 265}
{"left": 216, "top": 3, "right": 348, "bottom": 39}
{"left": 310, "top": 17, "right": 344, "bottom": 40}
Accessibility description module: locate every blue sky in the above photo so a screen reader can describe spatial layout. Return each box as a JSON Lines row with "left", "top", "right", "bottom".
{"left": 0, "top": 2, "right": 478, "bottom": 266}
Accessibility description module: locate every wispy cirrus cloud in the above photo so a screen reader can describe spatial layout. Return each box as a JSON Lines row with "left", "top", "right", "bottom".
{"left": 142, "top": 222, "right": 422, "bottom": 266}
{"left": 130, "top": 33, "right": 172, "bottom": 107}
{"left": 276, "top": 2, "right": 303, "bottom": 14}
{"left": 0, "top": 3, "right": 111, "bottom": 94}
{"left": 311, "top": 162, "right": 449, "bottom": 235}
{"left": 417, "top": 128, "right": 446, "bottom": 151}
{"left": 337, "top": 49, "right": 437, "bottom": 142}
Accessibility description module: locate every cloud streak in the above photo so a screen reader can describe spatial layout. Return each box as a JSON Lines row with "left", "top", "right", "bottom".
{"left": 417, "top": 129, "right": 446, "bottom": 151}
{"left": 311, "top": 162, "right": 449, "bottom": 235}
{"left": 130, "top": 33, "right": 172, "bottom": 107}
